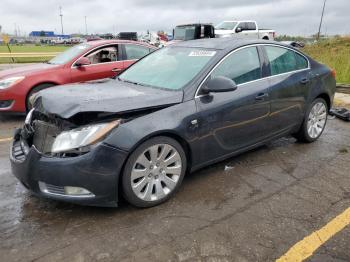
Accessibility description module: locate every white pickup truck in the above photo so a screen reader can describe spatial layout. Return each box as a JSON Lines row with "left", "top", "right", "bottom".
{"left": 215, "top": 20, "right": 275, "bottom": 40}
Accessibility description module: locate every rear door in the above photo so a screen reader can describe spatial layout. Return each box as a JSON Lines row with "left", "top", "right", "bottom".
{"left": 194, "top": 46, "right": 271, "bottom": 164}
{"left": 122, "top": 44, "right": 154, "bottom": 69}
{"left": 262, "top": 45, "right": 311, "bottom": 133}
{"left": 70, "top": 44, "right": 124, "bottom": 83}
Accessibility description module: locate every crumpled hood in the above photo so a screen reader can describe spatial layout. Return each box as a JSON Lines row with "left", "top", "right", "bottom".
{"left": 33, "top": 78, "right": 184, "bottom": 119}
{"left": 0, "top": 63, "right": 60, "bottom": 79}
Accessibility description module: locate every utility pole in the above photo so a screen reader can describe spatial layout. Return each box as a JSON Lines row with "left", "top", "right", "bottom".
{"left": 317, "top": 0, "right": 327, "bottom": 41}
{"left": 59, "top": 6, "right": 64, "bottom": 35}
{"left": 85, "top": 16, "right": 87, "bottom": 35}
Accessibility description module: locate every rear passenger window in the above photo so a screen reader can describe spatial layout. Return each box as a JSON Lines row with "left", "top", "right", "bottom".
{"left": 211, "top": 47, "right": 261, "bottom": 85}
{"left": 125, "top": 45, "right": 151, "bottom": 60}
{"left": 295, "top": 52, "right": 308, "bottom": 70}
{"left": 247, "top": 22, "right": 257, "bottom": 30}
{"left": 265, "top": 46, "right": 298, "bottom": 75}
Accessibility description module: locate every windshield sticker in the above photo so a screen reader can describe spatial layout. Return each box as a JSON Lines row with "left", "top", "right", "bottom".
{"left": 189, "top": 50, "right": 216, "bottom": 57}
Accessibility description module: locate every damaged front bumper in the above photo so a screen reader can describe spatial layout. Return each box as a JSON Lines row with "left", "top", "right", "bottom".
{"left": 10, "top": 128, "right": 128, "bottom": 207}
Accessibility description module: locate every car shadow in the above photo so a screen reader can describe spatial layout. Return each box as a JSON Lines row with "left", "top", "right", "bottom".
{"left": 0, "top": 113, "right": 25, "bottom": 123}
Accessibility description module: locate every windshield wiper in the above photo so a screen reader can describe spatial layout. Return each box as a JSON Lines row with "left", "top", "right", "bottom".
{"left": 118, "top": 77, "right": 153, "bottom": 88}
{"left": 118, "top": 77, "right": 141, "bottom": 86}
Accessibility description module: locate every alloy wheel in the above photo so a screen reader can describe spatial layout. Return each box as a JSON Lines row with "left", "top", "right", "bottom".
{"left": 130, "top": 144, "right": 182, "bottom": 202}
{"left": 307, "top": 102, "right": 327, "bottom": 139}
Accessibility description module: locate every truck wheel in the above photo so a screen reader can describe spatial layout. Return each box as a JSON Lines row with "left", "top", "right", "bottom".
{"left": 263, "top": 36, "right": 269, "bottom": 40}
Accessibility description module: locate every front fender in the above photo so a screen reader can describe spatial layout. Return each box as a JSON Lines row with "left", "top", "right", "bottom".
{"left": 103, "top": 100, "right": 198, "bottom": 153}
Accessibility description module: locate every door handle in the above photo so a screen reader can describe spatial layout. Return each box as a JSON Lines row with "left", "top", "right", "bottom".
{"left": 255, "top": 93, "right": 269, "bottom": 101}
{"left": 300, "top": 78, "right": 310, "bottom": 85}
{"left": 112, "top": 68, "right": 122, "bottom": 73}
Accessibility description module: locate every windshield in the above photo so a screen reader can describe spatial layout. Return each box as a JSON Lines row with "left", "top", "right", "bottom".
{"left": 119, "top": 47, "right": 216, "bottom": 90}
{"left": 174, "top": 26, "right": 196, "bottom": 40}
{"left": 48, "top": 43, "right": 91, "bottom": 65}
{"left": 215, "top": 21, "right": 238, "bottom": 30}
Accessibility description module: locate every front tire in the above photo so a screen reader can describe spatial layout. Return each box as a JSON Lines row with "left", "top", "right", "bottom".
{"left": 294, "top": 98, "right": 328, "bottom": 143}
{"left": 122, "top": 136, "right": 187, "bottom": 208}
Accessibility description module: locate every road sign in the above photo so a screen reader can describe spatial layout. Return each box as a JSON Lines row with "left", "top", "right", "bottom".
{"left": 2, "top": 34, "right": 10, "bottom": 44}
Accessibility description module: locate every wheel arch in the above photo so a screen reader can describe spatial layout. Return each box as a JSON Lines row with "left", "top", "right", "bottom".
{"left": 128, "top": 131, "right": 193, "bottom": 172}
{"left": 116, "top": 130, "right": 193, "bottom": 201}
{"left": 315, "top": 93, "right": 331, "bottom": 111}
{"left": 25, "top": 81, "right": 59, "bottom": 110}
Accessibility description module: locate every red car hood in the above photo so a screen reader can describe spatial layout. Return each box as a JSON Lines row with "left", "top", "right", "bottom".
{"left": 0, "top": 63, "right": 61, "bottom": 79}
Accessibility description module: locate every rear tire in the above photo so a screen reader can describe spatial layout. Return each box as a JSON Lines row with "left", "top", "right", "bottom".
{"left": 122, "top": 136, "right": 187, "bottom": 208}
{"left": 293, "top": 98, "right": 328, "bottom": 143}
{"left": 26, "top": 83, "right": 55, "bottom": 111}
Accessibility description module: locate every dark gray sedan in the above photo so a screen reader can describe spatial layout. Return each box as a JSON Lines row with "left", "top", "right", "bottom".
{"left": 10, "top": 38, "right": 336, "bottom": 207}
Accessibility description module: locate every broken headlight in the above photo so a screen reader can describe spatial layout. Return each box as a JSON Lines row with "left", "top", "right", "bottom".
{"left": 51, "top": 120, "right": 120, "bottom": 154}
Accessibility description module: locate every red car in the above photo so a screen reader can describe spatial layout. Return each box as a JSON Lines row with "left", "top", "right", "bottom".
{"left": 0, "top": 40, "right": 156, "bottom": 113}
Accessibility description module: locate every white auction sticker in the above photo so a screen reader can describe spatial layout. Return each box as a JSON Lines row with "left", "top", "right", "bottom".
{"left": 189, "top": 50, "right": 216, "bottom": 57}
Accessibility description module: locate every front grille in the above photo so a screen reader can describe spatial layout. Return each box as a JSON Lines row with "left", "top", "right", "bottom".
{"left": 39, "top": 182, "right": 65, "bottom": 195}
{"left": 12, "top": 139, "right": 26, "bottom": 161}
{"left": 32, "top": 120, "right": 61, "bottom": 153}
{"left": 45, "top": 184, "right": 66, "bottom": 195}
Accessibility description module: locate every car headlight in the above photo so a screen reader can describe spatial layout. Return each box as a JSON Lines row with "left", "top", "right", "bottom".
{"left": 51, "top": 120, "right": 120, "bottom": 153}
{"left": 0, "top": 76, "right": 25, "bottom": 90}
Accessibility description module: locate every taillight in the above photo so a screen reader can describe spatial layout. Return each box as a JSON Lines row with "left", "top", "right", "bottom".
{"left": 331, "top": 69, "right": 336, "bottom": 78}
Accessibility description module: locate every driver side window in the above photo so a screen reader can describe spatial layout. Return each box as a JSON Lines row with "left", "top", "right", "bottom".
{"left": 85, "top": 46, "right": 118, "bottom": 64}
{"left": 210, "top": 47, "right": 262, "bottom": 85}
{"left": 237, "top": 22, "right": 247, "bottom": 31}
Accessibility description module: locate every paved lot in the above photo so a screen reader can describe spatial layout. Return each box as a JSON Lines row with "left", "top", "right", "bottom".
{"left": 0, "top": 113, "right": 350, "bottom": 262}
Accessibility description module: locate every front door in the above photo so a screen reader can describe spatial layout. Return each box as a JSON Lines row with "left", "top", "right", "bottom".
{"left": 194, "top": 46, "right": 271, "bottom": 164}
{"left": 70, "top": 45, "right": 124, "bottom": 83}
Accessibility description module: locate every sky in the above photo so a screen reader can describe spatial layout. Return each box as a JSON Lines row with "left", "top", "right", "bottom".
{"left": 0, "top": 0, "right": 349, "bottom": 36}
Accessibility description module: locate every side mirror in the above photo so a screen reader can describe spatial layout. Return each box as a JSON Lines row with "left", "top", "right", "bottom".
{"left": 235, "top": 27, "right": 242, "bottom": 33}
{"left": 75, "top": 57, "right": 91, "bottom": 67}
{"left": 202, "top": 76, "right": 238, "bottom": 94}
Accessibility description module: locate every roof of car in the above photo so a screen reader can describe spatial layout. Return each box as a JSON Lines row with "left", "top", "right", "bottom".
{"left": 173, "top": 37, "right": 290, "bottom": 51}
{"left": 87, "top": 39, "right": 155, "bottom": 49}
{"left": 176, "top": 23, "right": 214, "bottom": 27}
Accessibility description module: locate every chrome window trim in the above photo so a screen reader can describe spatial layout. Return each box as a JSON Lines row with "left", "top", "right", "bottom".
{"left": 194, "top": 43, "right": 310, "bottom": 98}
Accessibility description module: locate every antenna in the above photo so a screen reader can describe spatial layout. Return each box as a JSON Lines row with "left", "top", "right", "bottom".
{"left": 317, "top": 0, "right": 327, "bottom": 41}
{"left": 59, "top": 6, "right": 64, "bottom": 35}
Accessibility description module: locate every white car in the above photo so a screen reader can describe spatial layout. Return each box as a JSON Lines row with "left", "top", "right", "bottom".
{"left": 215, "top": 20, "right": 275, "bottom": 40}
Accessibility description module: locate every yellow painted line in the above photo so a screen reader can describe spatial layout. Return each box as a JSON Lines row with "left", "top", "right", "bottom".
{"left": 277, "top": 207, "right": 350, "bottom": 262}
{"left": 0, "top": 138, "right": 12, "bottom": 143}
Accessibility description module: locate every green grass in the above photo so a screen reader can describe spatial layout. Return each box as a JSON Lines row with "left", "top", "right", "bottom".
{"left": 303, "top": 37, "right": 350, "bottom": 84}
{"left": 0, "top": 44, "right": 69, "bottom": 63}
{"left": 0, "top": 44, "right": 69, "bottom": 53}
